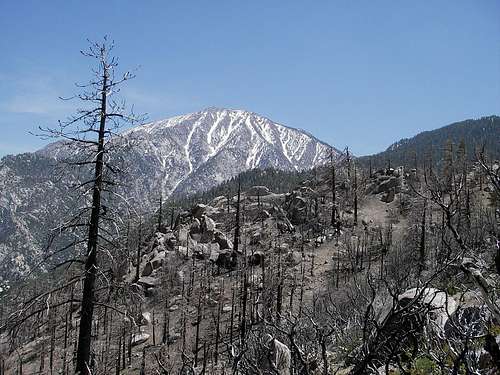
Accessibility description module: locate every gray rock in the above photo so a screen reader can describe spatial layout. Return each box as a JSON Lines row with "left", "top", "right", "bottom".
{"left": 398, "top": 287, "right": 457, "bottom": 331}
{"left": 381, "top": 189, "right": 395, "bottom": 203}
{"left": 191, "top": 203, "right": 216, "bottom": 219}
{"left": 215, "top": 251, "right": 237, "bottom": 270}
{"left": 190, "top": 218, "right": 201, "bottom": 234}
{"left": 192, "top": 242, "right": 215, "bottom": 260}
{"left": 214, "top": 231, "right": 233, "bottom": 250}
{"left": 166, "top": 236, "right": 177, "bottom": 249}
{"left": 141, "top": 312, "right": 152, "bottom": 325}
{"left": 377, "top": 176, "right": 400, "bottom": 193}
{"left": 287, "top": 195, "right": 308, "bottom": 224}
{"left": 151, "top": 252, "right": 165, "bottom": 269}
{"left": 247, "top": 185, "right": 271, "bottom": 196}
{"left": 131, "top": 333, "right": 150, "bottom": 346}
{"left": 445, "top": 306, "right": 489, "bottom": 339}
{"left": 137, "top": 276, "right": 158, "bottom": 288}
{"left": 141, "top": 262, "right": 153, "bottom": 277}
{"left": 0, "top": 108, "right": 334, "bottom": 289}
{"left": 202, "top": 215, "right": 216, "bottom": 232}
{"left": 248, "top": 251, "right": 265, "bottom": 266}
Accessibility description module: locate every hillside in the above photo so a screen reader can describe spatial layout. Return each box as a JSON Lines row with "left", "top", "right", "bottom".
{"left": 0, "top": 108, "right": 336, "bottom": 288}
{"left": 1, "top": 149, "right": 498, "bottom": 374}
{"left": 358, "top": 115, "right": 500, "bottom": 169}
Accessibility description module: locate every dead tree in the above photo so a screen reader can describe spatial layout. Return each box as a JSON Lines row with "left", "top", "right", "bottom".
{"left": 33, "top": 38, "right": 143, "bottom": 374}
{"left": 330, "top": 148, "right": 337, "bottom": 227}
{"left": 234, "top": 177, "right": 242, "bottom": 255}
{"left": 418, "top": 198, "right": 427, "bottom": 272}
{"left": 353, "top": 162, "right": 358, "bottom": 226}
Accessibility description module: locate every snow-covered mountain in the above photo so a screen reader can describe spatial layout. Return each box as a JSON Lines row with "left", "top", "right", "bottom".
{"left": 121, "top": 107, "right": 334, "bottom": 199}
{"left": 0, "top": 108, "right": 336, "bottom": 286}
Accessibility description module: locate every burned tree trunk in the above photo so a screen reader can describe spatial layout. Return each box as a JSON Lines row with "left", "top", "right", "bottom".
{"left": 76, "top": 61, "right": 109, "bottom": 374}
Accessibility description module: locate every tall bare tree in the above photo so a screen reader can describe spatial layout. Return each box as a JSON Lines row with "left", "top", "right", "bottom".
{"left": 38, "top": 38, "right": 143, "bottom": 374}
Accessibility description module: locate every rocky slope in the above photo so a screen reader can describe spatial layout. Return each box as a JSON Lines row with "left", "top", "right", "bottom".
{"left": 0, "top": 108, "right": 335, "bottom": 286}
{"left": 2, "top": 159, "right": 497, "bottom": 374}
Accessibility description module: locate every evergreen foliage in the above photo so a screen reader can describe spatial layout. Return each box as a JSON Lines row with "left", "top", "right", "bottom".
{"left": 170, "top": 167, "right": 312, "bottom": 208}
{"left": 359, "top": 116, "right": 500, "bottom": 170}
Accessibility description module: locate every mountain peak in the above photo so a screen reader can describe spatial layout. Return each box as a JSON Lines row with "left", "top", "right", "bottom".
{"left": 125, "top": 108, "right": 334, "bottom": 197}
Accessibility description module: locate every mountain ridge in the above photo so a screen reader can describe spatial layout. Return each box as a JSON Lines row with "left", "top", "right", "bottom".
{"left": 0, "top": 107, "right": 336, "bottom": 286}
{"left": 358, "top": 115, "right": 500, "bottom": 169}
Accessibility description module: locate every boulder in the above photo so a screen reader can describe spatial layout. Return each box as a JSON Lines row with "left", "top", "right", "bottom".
{"left": 151, "top": 232, "right": 166, "bottom": 250}
{"left": 248, "top": 251, "right": 265, "bottom": 266}
{"left": 444, "top": 306, "right": 489, "bottom": 339}
{"left": 376, "top": 365, "right": 398, "bottom": 374}
{"left": 137, "top": 276, "right": 158, "bottom": 288}
{"left": 398, "top": 287, "right": 457, "bottom": 331}
{"left": 364, "top": 288, "right": 457, "bottom": 368}
{"left": 191, "top": 203, "right": 207, "bottom": 218}
{"left": 209, "top": 248, "right": 222, "bottom": 263}
{"left": 210, "top": 195, "right": 227, "bottom": 207}
{"left": 202, "top": 215, "right": 216, "bottom": 232}
{"left": 174, "top": 210, "right": 191, "bottom": 228}
{"left": 214, "top": 231, "right": 233, "bottom": 250}
{"left": 247, "top": 185, "right": 271, "bottom": 196}
{"left": 287, "top": 196, "right": 308, "bottom": 224}
{"left": 263, "top": 334, "right": 291, "bottom": 375}
{"left": 215, "top": 251, "right": 238, "bottom": 270}
{"left": 151, "top": 252, "right": 165, "bottom": 269}
{"left": 177, "top": 246, "right": 189, "bottom": 258}
{"left": 140, "top": 312, "right": 152, "bottom": 325}
{"left": 299, "top": 186, "right": 319, "bottom": 198}
{"left": 165, "top": 236, "right": 177, "bottom": 250}
{"left": 131, "top": 333, "right": 150, "bottom": 346}
{"left": 192, "top": 242, "right": 215, "bottom": 260}
{"left": 191, "top": 203, "right": 216, "bottom": 219}
{"left": 141, "top": 262, "right": 153, "bottom": 277}
{"left": 366, "top": 175, "right": 401, "bottom": 195}
{"left": 190, "top": 218, "right": 201, "bottom": 234}
{"left": 381, "top": 189, "right": 395, "bottom": 203}
{"left": 377, "top": 176, "right": 400, "bottom": 193}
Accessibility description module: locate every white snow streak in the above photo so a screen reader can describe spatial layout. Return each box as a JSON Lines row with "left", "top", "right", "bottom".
{"left": 185, "top": 115, "right": 205, "bottom": 174}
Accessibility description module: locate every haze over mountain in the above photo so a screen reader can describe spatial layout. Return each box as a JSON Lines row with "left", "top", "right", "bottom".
{"left": 0, "top": 108, "right": 335, "bottom": 287}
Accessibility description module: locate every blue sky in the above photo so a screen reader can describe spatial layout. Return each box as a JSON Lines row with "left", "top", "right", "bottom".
{"left": 1, "top": 1, "right": 499, "bottom": 156}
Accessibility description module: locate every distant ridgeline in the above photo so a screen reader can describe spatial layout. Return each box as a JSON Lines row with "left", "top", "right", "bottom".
{"left": 358, "top": 116, "right": 500, "bottom": 170}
